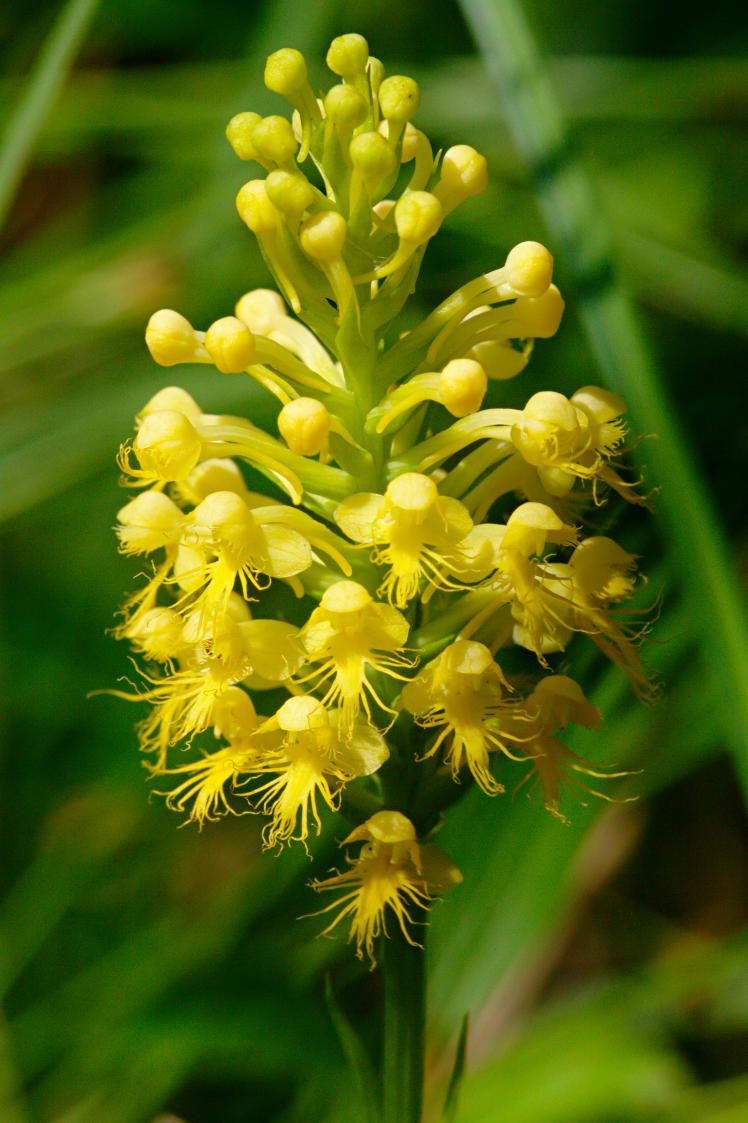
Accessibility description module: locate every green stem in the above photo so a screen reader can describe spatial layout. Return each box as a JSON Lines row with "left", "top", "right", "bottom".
{"left": 0, "top": 0, "right": 101, "bottom": 232}
{"left": 381, "top": 926, "right": 426, "bottom": 1123}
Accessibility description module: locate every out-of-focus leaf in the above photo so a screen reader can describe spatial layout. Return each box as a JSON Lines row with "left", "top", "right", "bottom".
{"left": 0, "top": 0, "right": 101, "bottom": 229}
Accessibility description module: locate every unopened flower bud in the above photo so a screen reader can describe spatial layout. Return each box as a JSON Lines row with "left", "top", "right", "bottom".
{"left": 225, "top": 112, "right": 263, "bottom": 161}
{"left": 265, "top": 169, "right": 315, "bottom": 219}
{"left": 435, "top": 145, "right": 488, "bottom": 209}
{"left": 469, "top": 339, "right": 529, "bottom": 381}
{"left": 278, "top": 397, "right": 331, "bottom": 456}
{"left": 205, "top": 316, "right": 255, "bottom": 373}
{"left": 438, "top": 358, "right": 487, "bottom": 417}
{"left": 300, "top": 210, "right": 347, "bottom": 263}
{"left": 250, "top": 115, "right": 298, "bottom": 165}
{"left": 264, "top": 48, "right": 308, "bottom": 96}
{"left": 379, "top": 76, "right": 420, "bottom": 123}
{"left": 326, "top": 33, "right": 369, "bottom": 77}
{"left": 235, "top": 288, "right": 287, "bottom": 333}
{"left": 236, "top": 181, "right": 280, "bottom": 233}
{"left": 324, "top": 84, "right": 368, "bottom": 129}
{"left": 350, "top": 131, "right": 397, "bottom": 184}
{"left": 145, "top": 310, "right": 203, "bottom": 366}
{"left": 394, "top": 191, "right": 442, "bottom": 245}
{"left": 505, "top": 241, "right": 553, "bottom": 297}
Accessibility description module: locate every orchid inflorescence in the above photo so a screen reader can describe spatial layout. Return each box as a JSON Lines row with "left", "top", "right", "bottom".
{"left": 113, "top": 33, "right": 652, "bottom": 963}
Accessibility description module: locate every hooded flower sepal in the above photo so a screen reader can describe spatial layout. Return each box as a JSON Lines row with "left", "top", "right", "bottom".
{"left": 297, "top": 580, "right": 415, "bottom": 731}
{"left": 239, "top": 695, "right": 389, "bottom": 850}
{"left": 310, "top": 810, "right": 461, "bottom": 963}
{"left": 334, "top": 473, "right": 500, "bottom": 609}
{"left": 514, "top": 675, "right": 636, "bottom": 823}
{"left": 401, "top": 639, "right": 528, "bottom": 794}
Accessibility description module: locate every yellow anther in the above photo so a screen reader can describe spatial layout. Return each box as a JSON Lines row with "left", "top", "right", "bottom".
{"left": 433, "top": 145, "right": 488, "bottom": 214}
{"left": 505, "top": 241, "right": 553, "bottom": 298}
{"left": 225, "top": 112, "right": 264, "bottom": 162}
{"left": 250, "top": 115, "right": 298, "bottom": 165}
{"left": 326, "top": 33, "right": 369, "bottom": 77}
{"left": 204, "top": 316, "right": 256, "bottom": 373}
{"left": 277, "top": 397, "right": 331, "bottom": 456}
{"left": 438, "top": 358, "right": 487, "bottom": 417}
{"left": 235, "top": 288, "right": 287, "bottom": 333}
{"left": 145, "top": 309, "right": 208, "bottom": 367}
{"left": 378, "top": 75, "right": 420, "bottom": 125}
{"left": 137, "top": 386, "right": 202, "bottom": 422}
{"left": 324, "top": 84, "right": 368, "bottom": 129}
{"left": 265, "top": 169, "right": 315, "bottom": 221}
{"left": 264, "top": 48, "right": 308, "bottom": 97}
{"left": 133, "top": 409, "right": 203, "bottom": 482}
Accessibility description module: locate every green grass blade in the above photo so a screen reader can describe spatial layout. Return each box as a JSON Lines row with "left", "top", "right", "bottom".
{"left": 0, "top": 0, "right": 101, "bottom": 232}
{"left": 456, "top": 0, "right": 748, "bottom": 789}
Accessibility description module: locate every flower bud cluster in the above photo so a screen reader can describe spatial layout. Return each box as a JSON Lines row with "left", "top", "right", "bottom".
{"left": 113, "top": 36, "right": 652, "bottom": 962}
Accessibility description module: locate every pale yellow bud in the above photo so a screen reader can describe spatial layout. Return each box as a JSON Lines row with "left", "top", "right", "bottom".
{"left": 438, "top": 358, "right": 487, "bottom": 417}
{"left": 250, "top": 115, "right": 298, "bottom": 165}
{"left": 265, "top": 169, "right": 315, "bottom": 219}
{"left": 235, "top": 289, "right": 287, "bottom": 333}
{"left": 436, "top": 145, "right": 488, "bottom": 200}
{"left": 469, "top": 339, "right": 528, "bottom": 381}
{"left": 326, "top": 33, "right": 369, "bottom": 77}
{"left": 138, "top": 385, "right": 202, "bottom": 422}
{"left": 379, "top": 75, "right": 420, "bottom": 123}
{"left": 400, "top": 123, "right": 420, "bottom": 162}
{"left": 324, "top": 84, "right": 368, "bottom": 128}
{"left": 299, "top": 210, "right": 347, "bottom": 263}
{"left": 236, "top": 180, "right": 280, "bottom": 233}
{"left": 204, "top": 316, "right": 255, "bottom": 373}
{"left": 264, "top": 48, "right": 308, "bottom": 96}
{"left": 225, "top": 112, "right": 263, "bottom": 161}
{"left": 505, "top": 241, "right": 553, "bottom": 297}
{"left": 349, "top": 131, "right": 397, "bottom": 184}
{"left": 134, "top": 410, "right": 203, "bottom": 481}
{"left": 212, "top": 686, "right": 258, "bottom": 742}
{"left": 394, "top": 191, "right": 442, "bottom": 245}
{"left": 512, "top": 285, "right": 565, "bottom": 338}
{"left": 277, "top": 397, "right": 331, "bottom": 456}
{"left": 145, "top": 309, "right": 202, "bottom": 367}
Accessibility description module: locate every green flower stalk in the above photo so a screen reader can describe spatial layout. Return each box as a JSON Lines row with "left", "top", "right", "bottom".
{"left": 114, "top": 33, "right": 652, "bottom": 970}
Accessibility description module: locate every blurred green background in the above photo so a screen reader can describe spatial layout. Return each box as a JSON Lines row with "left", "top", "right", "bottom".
{"left": 2, "top": 0, "right": 748, "bottom": 1120}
